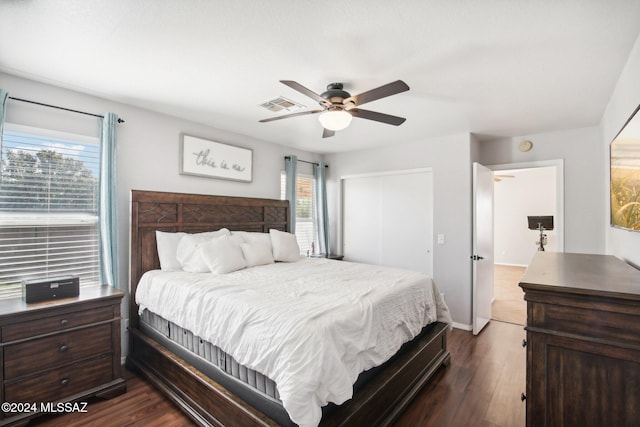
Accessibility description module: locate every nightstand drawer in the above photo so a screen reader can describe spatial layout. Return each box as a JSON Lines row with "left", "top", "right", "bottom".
{"left": 2, "top": 305, "right": 114, "bottom": 342}
{"left": 0, "top": 285, "right": 125, "bottom": 426}
{"left": 4, "top": 324, "right": 112, "bottom": 379}
{"left": 4, "top": 354, "right": 113, "bottom": 403}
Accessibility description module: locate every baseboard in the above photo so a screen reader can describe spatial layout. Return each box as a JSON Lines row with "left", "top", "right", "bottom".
{"left": 451, "top": 322, "right": 472, "bottom": 331}
{"left": 494, "top": 262, "right": 528, "bottom": 268}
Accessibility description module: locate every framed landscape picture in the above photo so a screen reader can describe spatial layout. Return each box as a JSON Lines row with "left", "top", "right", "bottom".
{"left": 180, "top": 134, "right": 252, "bottom": 182}
{"left": 610, "top": 105, "right": 640, "bottom": 231}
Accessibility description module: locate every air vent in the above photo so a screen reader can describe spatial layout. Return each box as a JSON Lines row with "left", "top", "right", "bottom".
{"left": 259, "top": 97, "right": 305, "bottom": 113}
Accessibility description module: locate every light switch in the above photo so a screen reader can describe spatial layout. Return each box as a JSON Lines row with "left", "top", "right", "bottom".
{"left": 437, "top": 234, "right": 445, "bottom": 244}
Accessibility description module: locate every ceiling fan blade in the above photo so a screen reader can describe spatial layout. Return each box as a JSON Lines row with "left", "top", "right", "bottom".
{"left": 349, "top": 108, "right": 406, "bottom": 126}
{"left": 345, "top": 80, "right": 409, "bottom": 106}
{"left": 322, "top": 128, "right": 335, "bottom": 138}
{"left": 259, "top": 109, "right": 324, "bottom": 123}
{"left": 280, "top": 80, "right": 331, "bottom": 106}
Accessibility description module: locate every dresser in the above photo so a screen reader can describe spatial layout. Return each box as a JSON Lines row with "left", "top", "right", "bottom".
{"left": 519, "top": 252, "right": 640, "bottom": 427}
{"left": 0, "top": 285, "right": 126, "bottom": 426}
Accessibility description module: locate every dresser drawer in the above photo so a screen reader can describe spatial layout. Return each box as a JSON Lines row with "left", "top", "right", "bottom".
{"left": 4, "top": 324, "right": 112, "bottom": 379}
{"left": 2, "top": 305, "right": 114, "bottom": 342}
{"left": 4, "top": 354, "right": 113, "bottom": 403}
{"left": 528, "top": 299, "right": 640, "bottom": 346}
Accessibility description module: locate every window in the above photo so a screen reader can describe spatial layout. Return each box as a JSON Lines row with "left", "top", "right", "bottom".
{"left": 0, "top": 124, "right": 101, "bottom": 299}
{"left": 280, "top": 172, "right": 318, "bottom": 254}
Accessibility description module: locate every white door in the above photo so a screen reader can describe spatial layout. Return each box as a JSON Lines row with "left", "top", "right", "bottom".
{"left": 380, "top": 172, "right": 433, "bottom": 274}
{"left": 342, "top": 169, "right": 433, "bottom": 276}
{"left": 472, "top": 162, "right": 494, "bottom": 335}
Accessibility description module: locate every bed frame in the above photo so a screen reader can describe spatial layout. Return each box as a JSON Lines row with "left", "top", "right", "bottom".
{"left": 127, "top": 190, "right": 450, "bottom": 426}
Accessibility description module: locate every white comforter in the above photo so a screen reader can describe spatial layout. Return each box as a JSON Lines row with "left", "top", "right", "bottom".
{"left": 136, "top": 258, "right": 451, "bottom": 427}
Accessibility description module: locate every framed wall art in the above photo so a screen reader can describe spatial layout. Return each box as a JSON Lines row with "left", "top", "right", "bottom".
{"left": 180, "top": 134, "right": 252, "bottom": 182}
{"left": 610, "top": 104, "right": 640, "bottom": 231}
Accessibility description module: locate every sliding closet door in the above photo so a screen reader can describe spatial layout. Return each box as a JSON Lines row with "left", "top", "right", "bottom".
{"left": 342, "top": 169, "right": 433, "bottom": 276}
{"left": 342, "top": 175, "right": 382, "bottom": 264}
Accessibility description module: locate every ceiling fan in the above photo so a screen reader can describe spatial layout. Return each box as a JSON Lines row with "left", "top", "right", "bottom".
{"left": 259, "top": 80, "right": 410, "bottom": 138}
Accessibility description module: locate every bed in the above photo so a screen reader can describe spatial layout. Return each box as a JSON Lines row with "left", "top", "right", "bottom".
{"left": 127, "top": 190, "right": 451, "bottom": 427}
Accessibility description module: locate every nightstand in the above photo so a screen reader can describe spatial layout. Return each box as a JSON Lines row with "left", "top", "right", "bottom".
{"left": 0, "top": 285, "right": 126, "bottom": 426}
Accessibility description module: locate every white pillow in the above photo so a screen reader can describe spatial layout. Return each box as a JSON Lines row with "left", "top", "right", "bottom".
{"left": 231, "top": 231, "right": 272, "bottom": 247}
{"left": 269, "top": 229, "right": 301, "bottom": 262}
{"left": 200, "top": 235, "right": 247, "bottom": 274}
{"left": 228, "top": 233, "right": 245, "bottom": 246}
{"left": 241, "top": 242, "right": 275, "bottom": 267}
{"left": 156, "top": 231, "right": 187, "bottom": 271}
{"left": 176, "top": 228, "right": 231, "bottom": 273}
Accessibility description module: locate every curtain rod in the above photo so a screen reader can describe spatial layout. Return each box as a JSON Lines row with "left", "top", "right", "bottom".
{"left": 8, "top": 96, "right": 125, "bottom": 123}
{"left": 284, "top": 156, "right": 328, "bottom": 167}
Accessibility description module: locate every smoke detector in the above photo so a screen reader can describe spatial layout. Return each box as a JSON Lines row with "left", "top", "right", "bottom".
{"left": 519, "top": 140, "right": 533, "bottom": 152}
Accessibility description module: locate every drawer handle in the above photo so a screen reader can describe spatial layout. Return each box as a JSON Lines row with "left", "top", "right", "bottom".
{"left": 522, "top": 339, "right": 527, "bottom": 347}
{"left": 521, "top": 393, "right": 527, "bottom": 402}
{"left": 59, "top": 344, "right": 69, "bottom": 353}
{"left": 60, "top": 378, "right": 70, "bottom": 386}
{"left": 60, "top": 319, "right": 68, "bottom": 327}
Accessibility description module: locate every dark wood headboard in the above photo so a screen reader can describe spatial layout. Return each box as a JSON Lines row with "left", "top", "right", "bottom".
{"left": 129, "top": 190, "right": 289, "bottom": 327}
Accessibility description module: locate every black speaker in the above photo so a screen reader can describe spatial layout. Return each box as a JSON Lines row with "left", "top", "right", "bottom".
{"left": 22, "top": 275, "right": 80, "bottom": 303}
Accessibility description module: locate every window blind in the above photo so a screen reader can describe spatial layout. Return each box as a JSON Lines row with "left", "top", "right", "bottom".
{"left": 0, "top": 126, "right": 101, "bottom": 299}
{"left": 280, "top": 172, "right": 318, "bottom": 254}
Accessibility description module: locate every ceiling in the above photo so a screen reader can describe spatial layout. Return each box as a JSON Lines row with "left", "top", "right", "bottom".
{"left": 2, "top": 1, "right": 640, "bottom": 153}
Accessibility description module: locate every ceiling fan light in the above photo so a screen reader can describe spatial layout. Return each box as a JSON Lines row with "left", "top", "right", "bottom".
{"left": 318, "top": 110, "right": 352, "bottom": 131}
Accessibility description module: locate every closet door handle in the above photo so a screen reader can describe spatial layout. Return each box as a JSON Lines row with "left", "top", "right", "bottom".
{"left": 522, "top": 339, "right": 527, "bottom": 347}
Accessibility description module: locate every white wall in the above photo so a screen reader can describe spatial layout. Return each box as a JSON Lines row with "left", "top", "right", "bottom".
{"left": 602, "top": 32, "right": 640, "bottom": 268}
{"left": 0, "top": 72, "right": 320, "bottom": 356}
{"left": 325, "top": 133, "right": 474, "bottom": 328}
{"left": 478, "top": 126, "right": 605, "bottom": 255}
{"left": 494, "top": 167, "right": 557, "bottom": 266}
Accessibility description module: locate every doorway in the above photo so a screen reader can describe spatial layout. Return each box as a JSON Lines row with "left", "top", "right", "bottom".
{"left": 489, "top": 161, "right": 564, "bottom": 325}
{"left": 492, "top": 264, "right": 527, "bottom": 324}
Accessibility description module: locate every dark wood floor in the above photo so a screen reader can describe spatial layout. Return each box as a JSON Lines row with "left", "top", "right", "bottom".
{"left": 31, "top": 321, "right": 525, "bottom": 427}
{"left": 394, "top": 320, "right": 526, "bottom": 427}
